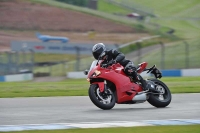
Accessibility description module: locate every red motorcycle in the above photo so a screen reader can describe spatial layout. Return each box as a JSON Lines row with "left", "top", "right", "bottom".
{"left": 84, "top": 60, "right": 171, "bottom": 110}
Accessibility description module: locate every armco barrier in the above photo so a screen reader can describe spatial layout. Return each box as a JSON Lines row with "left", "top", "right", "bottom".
{"left": 67, "top": 71, "right": 151, "bottom": 79}
{"left": 67, "top": 68, "right": 200, "bottom": 79}
{"left": 161, "top": 69, "right": 181, "bottom": 77}
{"left": 67, "top": 72, "right": 87, "bottom": 79}
{"left": 181, "top": 69, "right": 200, "bottom": 77}
{"left": 161, "top": 69, "right": 200, "bottom": 77}
{"left": 0, "top": 73, "right": 33, "bottom": 82}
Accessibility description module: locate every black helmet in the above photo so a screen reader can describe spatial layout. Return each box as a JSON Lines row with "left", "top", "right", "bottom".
{"left": 92, "top": 43, "right": 106, "bottom": 60}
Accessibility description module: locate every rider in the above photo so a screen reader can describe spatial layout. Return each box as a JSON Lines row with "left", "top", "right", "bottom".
{"left": 92, "top": 43, "right": 151, "bottom": 91}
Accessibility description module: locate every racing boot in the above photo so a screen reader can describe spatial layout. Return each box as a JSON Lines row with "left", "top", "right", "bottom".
{"left": 130, "top": 70, "right": 159, "bottom": 93}
{"left": 140, "top": 78, "right": 160, "bottom": 93}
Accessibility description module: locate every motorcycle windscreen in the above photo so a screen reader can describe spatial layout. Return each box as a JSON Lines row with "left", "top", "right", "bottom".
{"left": 89, "top": 60, "right": 98, "bottom": 73}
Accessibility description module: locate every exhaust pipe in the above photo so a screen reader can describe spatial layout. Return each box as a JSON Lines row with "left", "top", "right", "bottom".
{"left": 132, "top": 93, "right": 147, "bottom": 103}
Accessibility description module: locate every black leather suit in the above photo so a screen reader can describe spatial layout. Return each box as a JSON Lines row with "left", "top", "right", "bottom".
{"left": 102, "top": 49, "right": 138, "bottom": 80}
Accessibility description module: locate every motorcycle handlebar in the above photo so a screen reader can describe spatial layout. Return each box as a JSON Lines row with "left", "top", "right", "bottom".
{"left": 100, "top": 63, "right": 114, "bottom": 69}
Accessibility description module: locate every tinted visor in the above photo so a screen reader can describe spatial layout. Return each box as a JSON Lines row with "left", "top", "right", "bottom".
{"left": 92, "top": 47, "right": 104, "bottom": 60}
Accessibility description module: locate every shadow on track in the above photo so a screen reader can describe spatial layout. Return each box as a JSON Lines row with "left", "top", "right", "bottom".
{"left": 85, "top": 107, "right": 170, "bottom": 112}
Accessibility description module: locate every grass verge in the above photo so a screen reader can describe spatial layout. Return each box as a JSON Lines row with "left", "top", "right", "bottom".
{"left": 106, "top": 0, "right": 200, "bottom": 39}
{"left": 160, "top": 77, "right": 200, "bottom": 93}
{"left": 98, "top": 0, "right": 131, "bottom": 15}
{"left": 1, "top": 125, "right": 200, "bottom": 133}
{"left": 0, "top": 77, "right": 200, "bottom": 98}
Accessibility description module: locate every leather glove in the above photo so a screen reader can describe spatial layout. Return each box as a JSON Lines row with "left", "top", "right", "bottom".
{"left": 101, "top": 63, "right": 108, "bottom": 68}
{"left": 107, "top": 60, "right": 116, "bottom": 66}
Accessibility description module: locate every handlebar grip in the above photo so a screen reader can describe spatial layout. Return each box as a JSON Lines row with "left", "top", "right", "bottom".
{"left": 147, "top": 65, "right": 156, "bottom": 73}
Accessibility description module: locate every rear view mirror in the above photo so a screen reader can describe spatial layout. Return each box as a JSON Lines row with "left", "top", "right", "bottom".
{"left": 84, "top": 70, "right": 89, "bottom": 75}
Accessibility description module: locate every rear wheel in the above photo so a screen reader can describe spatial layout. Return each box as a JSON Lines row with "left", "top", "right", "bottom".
{"left": 147, "top": 79, "right": 171, "bottom": 108}
{"left": 88, "top": 84, "right": 115, "bottom": 110}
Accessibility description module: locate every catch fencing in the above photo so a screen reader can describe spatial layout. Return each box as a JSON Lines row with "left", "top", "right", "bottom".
{"left": 2, "top": 40, "right": 199, "bottom": 77}
{"left": 0, "top": 50, "right": 34, "bottom": 76}
{"left": 125, "top": 40, "right": 200, "bottom": 70}
{"left": 10, "top": 41, "right": 117, "bottom": 76}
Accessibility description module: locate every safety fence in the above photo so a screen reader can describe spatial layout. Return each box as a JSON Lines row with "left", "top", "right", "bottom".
{"left": 0, "top": 50, "right": 34, "bottom": 76}
{"left": 0, "top": 73, "right": 33, "bottom": 82}
{"left": 67, "top": 68, "right": 200, "bottom": 79}
{"left": 2, "top": 39, "right": 199, "bottom": 78}
{"left": 123, "top": 39, "right": 200, "bottom": 70}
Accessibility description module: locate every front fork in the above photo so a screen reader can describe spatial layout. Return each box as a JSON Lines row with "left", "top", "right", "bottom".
{"left": 92, "top": 80, "right": 108, "bottom": 93}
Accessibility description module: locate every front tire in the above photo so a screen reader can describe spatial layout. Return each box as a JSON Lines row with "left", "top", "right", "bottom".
{"left": 147, "top": 79, "right": 172, "bottom": 108}
{"left": 88, "top": 84, "right": 115, "bottom": 110}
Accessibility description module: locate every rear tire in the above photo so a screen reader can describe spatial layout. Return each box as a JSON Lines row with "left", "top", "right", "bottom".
{"left": 88, "top": 84, "right": 115, "bottom": 110}
{"left": 147, "top": 79, "right": 171, "bottom": 108}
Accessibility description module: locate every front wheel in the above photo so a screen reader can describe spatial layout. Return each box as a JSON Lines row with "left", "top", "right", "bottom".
{"left": 88, "top": 84, "right": 115, "bottom": 110}
{"left": 147, "top": 79, "right": 172, "bottom": 108}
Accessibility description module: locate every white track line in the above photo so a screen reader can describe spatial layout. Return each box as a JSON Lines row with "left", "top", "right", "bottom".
{"left": 0, "top": 119, "right": 200, "bottom": 132}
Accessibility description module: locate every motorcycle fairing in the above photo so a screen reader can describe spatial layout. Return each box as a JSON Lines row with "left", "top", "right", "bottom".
{"left": 88, "top": 64, "right": 143, "bottom": 103}
{"left": 137, "top": 62, "right": 148, "bottom": 73}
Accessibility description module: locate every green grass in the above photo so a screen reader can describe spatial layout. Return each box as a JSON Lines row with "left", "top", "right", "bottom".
{"left": 98, "top": 0, "right": 131, "bottom": 15}
{"left": 0, "top": 79, "right": 88, "bottom": 98}
{"left": 160, "top": 77, "right": 200, "bottom": 93}
{"left": 121, "top": 0, "right": 200, "bottom": 18}
{"left": 109, "top": 0, "right": 200, "bottom": 39}
{"left": 2, "top": 125, "right": 200, "bottom": 133}
{"left": 151, "top": 19, "right": 200, "bottom": 39}
{"left": 34, "top": 53, "right": 75, "bottom": 62}
{"left": 0, "top": 53, "right": 77, "bottom": 64}
{"left": 0, "top": 77, "right": 200, "bottom": 98}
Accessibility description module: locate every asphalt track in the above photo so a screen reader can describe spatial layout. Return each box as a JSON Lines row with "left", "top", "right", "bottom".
{"left": 0, "top": 94, "right": 200, "bottom": 126}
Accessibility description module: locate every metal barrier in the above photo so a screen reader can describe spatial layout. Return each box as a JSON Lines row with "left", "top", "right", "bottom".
{"left": 0, "top": 50, "right": 34, "bottom": 75}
